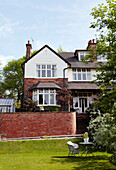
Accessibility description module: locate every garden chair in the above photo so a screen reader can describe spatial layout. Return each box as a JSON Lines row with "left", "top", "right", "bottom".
{"left": 67, "top": 141, "right": 79, "bottom": 157}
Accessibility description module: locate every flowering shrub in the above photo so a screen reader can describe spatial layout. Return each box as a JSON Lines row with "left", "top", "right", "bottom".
{"left": 88, "top": 113, "right": 116, "bottom": 152}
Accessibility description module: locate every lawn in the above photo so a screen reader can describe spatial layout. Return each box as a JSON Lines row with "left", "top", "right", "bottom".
{"left": 0, "top": 138, "right": 115, "bottom": 170}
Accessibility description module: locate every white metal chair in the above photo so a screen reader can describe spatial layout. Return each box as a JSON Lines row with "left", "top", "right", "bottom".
{"left": 67, "top": 141, "right": 79, "bottom": 157}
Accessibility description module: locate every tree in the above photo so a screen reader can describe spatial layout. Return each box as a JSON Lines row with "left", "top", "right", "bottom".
{"left": 83, "top": 0, "right": 116, "bottom": 114}
{"left": 0, "top": 50, "right": 38, "bottom": 102}
{"left": 0, "top": 57, "right": 25, "bottom": 101}
{"left": 84, "top": 0, "right": 116, "bottom": 163}
{"left": 57, "top": 88, "right": 72, "bottom": 111}
{"left": 57, "top": 45, "right": 64, "bottom": 53}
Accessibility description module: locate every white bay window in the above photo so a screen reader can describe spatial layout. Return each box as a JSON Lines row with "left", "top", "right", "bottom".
{"left": 33, "top": 89, "right": 56, "bottom": 106}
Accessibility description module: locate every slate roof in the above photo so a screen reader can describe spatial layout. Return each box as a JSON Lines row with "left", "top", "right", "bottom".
{"left": 29, "top": 81, "right": 61, "bottom": 90}
{"left": 68, "top": 82, "right": 99, "bottom": 90}
{"left": 59, "top": 52, "right": 97, "bottom": 68}
{"left": 0, "top": 98, "right": 14, "bottom": 106}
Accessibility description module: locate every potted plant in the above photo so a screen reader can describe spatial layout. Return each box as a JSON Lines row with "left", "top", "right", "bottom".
{"left": 83, "top": 132, "right": 89, "bottom": 143}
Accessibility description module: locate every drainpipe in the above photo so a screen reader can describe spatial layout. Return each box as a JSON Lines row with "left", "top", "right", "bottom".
{"left": 63, "top": 67, "right": 71, "bottom": 87}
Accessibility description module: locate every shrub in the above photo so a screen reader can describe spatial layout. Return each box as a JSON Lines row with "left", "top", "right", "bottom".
{"left": 22, "top": 98, "right": 37, "bottom": 112}
{"left": 110, "top": 153, "right": 116, "bottom": 165}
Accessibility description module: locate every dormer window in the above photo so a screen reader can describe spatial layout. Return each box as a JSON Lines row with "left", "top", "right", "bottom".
{"left": 79, "top": 52, "right": 88, "bottom": 61}
{"left": 36, "top": 64, "right": 57, "bottom": 78}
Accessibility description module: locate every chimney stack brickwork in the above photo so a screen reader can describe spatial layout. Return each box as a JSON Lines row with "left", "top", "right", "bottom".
{"left": 26, "top": 40, "right": 32, "bottom": 59}
{"left": 87, "top": 39, "right": 96, "bottom": 50}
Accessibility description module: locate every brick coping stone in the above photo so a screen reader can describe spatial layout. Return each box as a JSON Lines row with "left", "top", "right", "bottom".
{"left": 1, "top": 134, "right": 83, "bottom": 141}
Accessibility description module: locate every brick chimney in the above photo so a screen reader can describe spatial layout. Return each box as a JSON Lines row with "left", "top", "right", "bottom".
{"left": 87, "top": 39, "right": 97, "bottom": 62}
{"left": 87, "top": 39, "right": 96, "bottom": 50}
{"left": 26, "top": 40, "right": 32, "bottom": 59}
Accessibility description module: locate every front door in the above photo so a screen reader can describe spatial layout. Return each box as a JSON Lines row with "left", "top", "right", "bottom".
{"left": 79, "top": 98, "right": 87, "bottom": 113}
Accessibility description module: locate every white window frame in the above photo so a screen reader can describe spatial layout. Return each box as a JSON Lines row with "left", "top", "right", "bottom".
{"left": 33, "top": 89, "right": 56, "bottom": 106}
{"left": 36, "top": 64, "right": 57, "bottom": 78}
{"left": 79, "top": 52, "right": 88, "bottom": 61}
{"left": 72, "top": 68, "right": 91, "bottom": 81}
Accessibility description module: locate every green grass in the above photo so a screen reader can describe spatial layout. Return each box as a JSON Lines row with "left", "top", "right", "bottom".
{"left": 0, "top": 138, "right": 115, "bottom": 170}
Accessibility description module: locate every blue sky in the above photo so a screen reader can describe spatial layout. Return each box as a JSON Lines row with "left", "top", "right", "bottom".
{"left": 0, "top": 0, "right": 106, "bottom": 67}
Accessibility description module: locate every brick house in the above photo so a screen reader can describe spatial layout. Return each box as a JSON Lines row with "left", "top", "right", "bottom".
{"left": 21, "top": 39, "right": 104, "bottom": 113}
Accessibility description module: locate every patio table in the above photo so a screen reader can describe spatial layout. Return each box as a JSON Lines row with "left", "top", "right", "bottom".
{"left": 79, "top": 142, "right": 94, "bottom": 156}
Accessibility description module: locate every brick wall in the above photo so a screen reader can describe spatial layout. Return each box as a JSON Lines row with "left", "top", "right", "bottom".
{"left": 24, "top": 78, "right": 68, "bottom": 98}
{"left": 0, "top": 112, "right": 76, "bottom": 138}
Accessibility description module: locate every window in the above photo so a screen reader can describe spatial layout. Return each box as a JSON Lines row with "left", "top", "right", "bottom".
{"left": 97, "top": 55, "right": 107, "bottom": 61}
{"left": 79, "top": 53, "right": 88, "bottom": 61}
{"left": 36, "top": 64, "right": 57, "bottom": 78}
{"left": 72, "top": 68, "right": 91, "bottom": 81}
{"left": 33, "top": 89, "right": 56, "bottom": 105}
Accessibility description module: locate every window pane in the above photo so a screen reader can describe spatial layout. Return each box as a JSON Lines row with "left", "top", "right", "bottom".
{"left": 52, "top": 70, "right": 56, "bottom": 77}
{"left": 78, "top": 73, "right": 81, "bottom": 80}
{"left": 50, "top": 89, "right": 54, "bottom": 93}
{"left": 73, "top": 68, "right": 76, "bottom": 72}
{"left": 83, "top": 73, "right": 86, "bottom": 80}
{"left": 79, "top": 99, "right": 81, "bottom": 107}
{"left": 44, "top": 94, "right": 49, "bottom": 104}
{"left": 80, "top": 54, "right": 84, "bottom": 60}
{"left": 74, "top": 97, "right": 78, "bottom": 107}
{"left": 47, "top": 65, "right": 51, "bottom": 69}
{"left": 37, "top": 65, "right": 40, "bottom": 69}
{"left": 87, "top": 69, "right": 90, "bottom": 72}
{"left": 82, "top": 68, "right": 86, "bottom": 72}
{"left": 77, "top": 69, "right": 81, "bottom": 72}
{"left": 52, "top": 65, "right": 56, "bottom": 69}
{"left": 37, "top": 70, "right": 40, "bottom": 77}
{"left": 42, "top": 70, "right": 46, "bottom": 77}
{"left": 33, "top": 94, "right": 37, "bottom": 101}
{"left": 39, "top": 89, "right": 43, "bottom": 93}
{"left": 73, "top": 73, "right": 76, "bottom": 80}
{"left": 50, "top": 94, "right": 54, "bottom": 104}
{"left": 42, "top": 65, "right": 46, "bottom": 69}
{"left": 85, "top": 98, "right": 87, "bottom": 107}
{"left": 39, "top": 95, "right": 43, "bottom": 104}
{"left": 87, "top": 73, "right": 91, "bottom": 80}
{"left": 47, "top": 70, "right": 51, "bottom": 77}
{"left": 45, "top": 89, "right": 49, "bottom": 93}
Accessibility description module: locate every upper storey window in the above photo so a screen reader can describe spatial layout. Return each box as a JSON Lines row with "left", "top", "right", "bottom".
{"left": 79, "top": 53, "right": 88, "bottom": 61}
{"left": 97, "top": 55, "right": 107, "bottom": 61}
{"left": 72, "top": 68, "right": 91, "bottom": 81}
{"left": 36, "top": 64, "right": 57, "bottom": 78}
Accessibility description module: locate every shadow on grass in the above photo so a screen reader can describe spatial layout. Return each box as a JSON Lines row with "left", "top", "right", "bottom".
{"left": 51, "top": 155, "right": 116, "bottom": 170}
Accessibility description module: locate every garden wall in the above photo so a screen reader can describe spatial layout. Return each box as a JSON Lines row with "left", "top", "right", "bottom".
{"left": 0, "top": 112, "right": 76, "bottom": 138}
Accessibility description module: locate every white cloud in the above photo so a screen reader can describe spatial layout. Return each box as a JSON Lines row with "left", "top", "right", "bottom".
{"left": 0, "top": 13, "right": 20, "bottom": 36}
{"left": 0, "top": 55, "right": 15, "bottom": 68}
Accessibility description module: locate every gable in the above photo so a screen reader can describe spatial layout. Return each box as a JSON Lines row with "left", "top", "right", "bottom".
{"left": 22, "top": 45, "right": 70, "bottom": 67}
{"left": 24, "top": 45, "right": 70, "bottom": 78}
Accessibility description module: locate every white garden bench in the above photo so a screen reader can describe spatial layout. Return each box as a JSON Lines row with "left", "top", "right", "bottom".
{"left": 67, "top": 141, "right": 79, "bottom": 157}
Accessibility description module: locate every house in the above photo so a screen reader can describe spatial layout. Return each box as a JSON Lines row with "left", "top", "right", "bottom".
{"left": 21, "top": 40, "right": 104, "bottom": 113}
{"left": 0, "top": 98, "right": 15, "bottom": 112}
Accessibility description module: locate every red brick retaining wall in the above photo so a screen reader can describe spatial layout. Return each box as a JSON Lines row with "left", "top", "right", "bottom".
{"left": 0, "top": 112, "right": 76, "bottom": 138}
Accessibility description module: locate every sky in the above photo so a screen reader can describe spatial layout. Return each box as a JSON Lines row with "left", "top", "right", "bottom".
{"left": 0, "top": 0, "right": 106, "bottom": 68}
